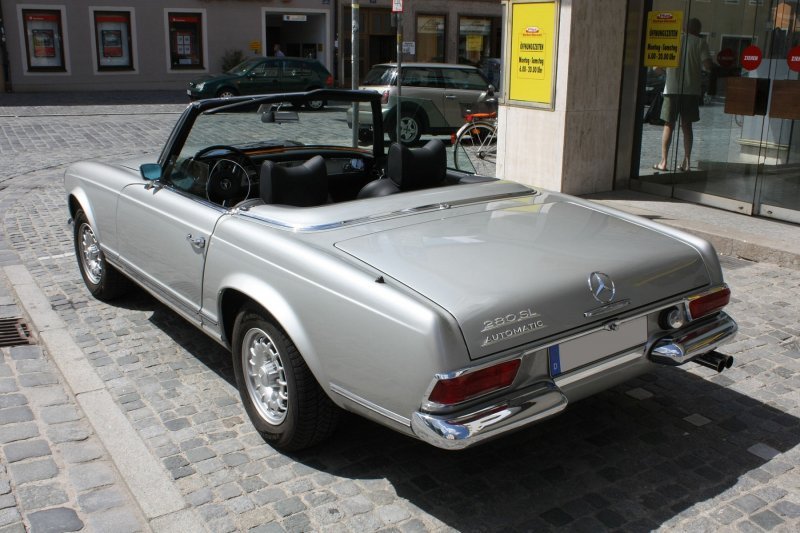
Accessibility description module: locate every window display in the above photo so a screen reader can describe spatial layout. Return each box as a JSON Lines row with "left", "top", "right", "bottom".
{"left": 417, "top": 15, "right": 446, "bottom": 63}
{"left": 22, "top": 9, "right": 64, "bottom": 71}
{"left": 168, "top": 12, "right": 204, "bottom": 69}
{"left": 94, "top": 11, "right": 133, "bottom": 70}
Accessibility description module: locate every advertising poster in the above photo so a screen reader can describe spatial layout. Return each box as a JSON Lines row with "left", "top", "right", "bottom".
{"left": 32, "top": 29, "right": 56, "bottom": 57}
{"left": 101, "top": 30, "right": 123, "bottom": 57}
{"left": 508, "top": 1, "right": 557, "bottom": 107}
{"left": 95, "top": 13, "right": 131, "bottom": 68}
{"left": 643, "top": 11, "right": 683, "bottom": 68}
{"left": 24, "top": 10, "right": 64, "bottom": 69}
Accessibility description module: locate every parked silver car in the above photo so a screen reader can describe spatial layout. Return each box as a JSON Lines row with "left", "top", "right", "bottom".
{"left": 64, "top": 89, "right": 737, "bottom": 451}
{"left": 358, "top": 62, "right": 496, "bottom": 144}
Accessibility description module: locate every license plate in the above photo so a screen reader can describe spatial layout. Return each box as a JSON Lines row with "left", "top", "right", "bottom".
{"left": 549, "top": 317, "right": 646, "bottom": 376}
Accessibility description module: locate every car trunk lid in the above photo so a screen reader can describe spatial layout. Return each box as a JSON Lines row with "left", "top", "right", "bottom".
{"left": 335, "top": 199, "right": 710, "bottom": 359}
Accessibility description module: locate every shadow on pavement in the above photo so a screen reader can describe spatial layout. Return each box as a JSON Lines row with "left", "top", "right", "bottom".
{"left": 136, "top": 286, "right": 798, "bottom": 531}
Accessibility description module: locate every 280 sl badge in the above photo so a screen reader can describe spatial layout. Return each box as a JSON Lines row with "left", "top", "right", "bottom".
{"left": 481, "top": 308, "right": 546, "bottom": 347}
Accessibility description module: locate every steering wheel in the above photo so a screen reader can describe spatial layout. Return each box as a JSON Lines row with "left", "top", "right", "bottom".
{"left": 195, "top": 145, "right": 256, "bottom": 206}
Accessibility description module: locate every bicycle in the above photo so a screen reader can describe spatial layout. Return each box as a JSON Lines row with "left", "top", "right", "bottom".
{"left": 452, "top": 112, "right": 498, "bottom": 177}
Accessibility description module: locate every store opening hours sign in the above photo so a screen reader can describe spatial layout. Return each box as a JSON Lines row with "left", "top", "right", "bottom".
{"left": 508, "top": 0, "right": 558, "bottom": 108}
{"left": 644, "top": 11, "right": 683, "bottom": 68}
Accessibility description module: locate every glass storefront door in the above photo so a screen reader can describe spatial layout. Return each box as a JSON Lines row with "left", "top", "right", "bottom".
{"left": 635, "top": 0, "right": 800, "bottom": 224}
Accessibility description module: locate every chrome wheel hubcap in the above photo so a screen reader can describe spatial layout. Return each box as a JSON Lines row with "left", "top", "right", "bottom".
{"left": 243, "top": 327, "right": 288, "bottom": 425}
{"left": 79, "top": 223, "right": 103, "bottom": 285}
{"left": 399, "top": 117, "right": 418, "bottom": 142}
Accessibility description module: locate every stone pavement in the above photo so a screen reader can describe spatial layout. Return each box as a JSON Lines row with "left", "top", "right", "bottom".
{"left": 0, "top": 92, "right": 798, "bottom": 532}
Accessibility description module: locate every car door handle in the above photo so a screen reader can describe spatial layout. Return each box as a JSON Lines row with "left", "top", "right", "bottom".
{"left": 186, "top": 234, "right": 206, "bottom": 249}
{"left": 445, "top": 95, "right": 457, "bottom": 99}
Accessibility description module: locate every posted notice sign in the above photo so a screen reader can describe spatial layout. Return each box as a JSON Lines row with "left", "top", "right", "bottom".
{"left": 508, "top": 1, "right": 557, "bottom": 107}
{"left": 644, "top": 11, "right": 683, "bottom": 68}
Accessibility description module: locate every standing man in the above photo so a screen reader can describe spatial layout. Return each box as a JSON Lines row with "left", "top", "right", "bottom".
{"left": 654, "top": 18, "right": 712, "bottom": 172}
{"left": 273, "top": 44, "right": 285, "bottom": 57}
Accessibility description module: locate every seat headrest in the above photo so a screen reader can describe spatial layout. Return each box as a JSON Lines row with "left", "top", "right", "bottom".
{"left": 260, "top": 155, "right": 328, "bottom": 207}
{"left": 386, "top": 139, "right": 446, "bottom": 191}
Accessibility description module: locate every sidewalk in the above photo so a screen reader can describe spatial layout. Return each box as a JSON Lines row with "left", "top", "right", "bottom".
{"left": 584, "top": 189, "right": 800, "bottom": 270}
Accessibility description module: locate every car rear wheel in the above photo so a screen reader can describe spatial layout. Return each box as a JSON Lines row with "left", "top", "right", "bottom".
{"left": 73, "top": 209, "right": 129, "bottom": 301}
{"left": 217, "top": 87, "right": 238, "bottom": 98}
{"left": 389, "top": 111, "right": 425, "bottom": 144}
{"left": 232, "top": 308, "right": 339, "bottom": 451}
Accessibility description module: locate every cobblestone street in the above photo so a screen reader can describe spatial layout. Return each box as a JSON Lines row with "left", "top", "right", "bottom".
{"left": 0, "top": 94, "right": 799, "bottom": 532}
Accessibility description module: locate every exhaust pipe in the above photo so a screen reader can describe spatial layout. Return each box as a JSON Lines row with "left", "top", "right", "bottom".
{"left": 693, "top": 351, "right": 734, "bottom": 373}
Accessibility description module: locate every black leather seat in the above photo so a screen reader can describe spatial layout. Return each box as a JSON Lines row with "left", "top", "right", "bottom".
{"left": 357, "top": 139, "right": 447, "bottom": 199}
{"left": 260, "top": 155, "right": 328, "bottom": 207}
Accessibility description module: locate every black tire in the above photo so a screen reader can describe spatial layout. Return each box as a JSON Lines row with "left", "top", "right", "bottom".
{"left": 306, "top": 99, "right": 325, "bottom": 110}
{"left": 73, "top": 209, "right": 129, "bottom": 301}
{"left": 232, "top": 308, "right": 339, "bottom": 451}
{"left": 217, "top": 87, "right": 238, "bottom": 98}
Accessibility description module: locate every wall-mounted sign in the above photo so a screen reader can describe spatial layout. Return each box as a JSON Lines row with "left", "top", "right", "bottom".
{"left": 507, "top": 0, "right": 558, "bottom": 109}
{"left": 787, "top": 45, "right": 800, "bottom": 73}
{"left": 402, "top": 41, "right": 415, "bottom": 55}
{"left": 644, "top": 11, "right": 683, "bottom": 68}
{"left": 741, "top": 45, "right": 763, "bottom": 71}
{"left": 392, "top": 0, "right": 403, "bottom": 13}
{"left": 283, "top": 15, "right": 307, "bottom": 22}
{"left": 249, "top": 40, "right": 261, "bottom": 53}
{"left": 717, "top": 48, "right": 735, "bottom": 69}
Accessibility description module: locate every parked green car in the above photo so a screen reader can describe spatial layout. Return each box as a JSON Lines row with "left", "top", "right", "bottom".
{"left": 188, "top": 57, "right": 334, "bottom": 109}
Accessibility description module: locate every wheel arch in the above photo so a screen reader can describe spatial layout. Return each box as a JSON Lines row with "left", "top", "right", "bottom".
{"left": 217, "top": 283, "right": 332, "bottom": 397}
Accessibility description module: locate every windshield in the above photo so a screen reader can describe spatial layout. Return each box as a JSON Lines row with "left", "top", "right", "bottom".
{"left": 363, "top": 66, "right": 396, "bottom": 86}
{"left": 226, "top": 57, "right": 264, "bottom": 75}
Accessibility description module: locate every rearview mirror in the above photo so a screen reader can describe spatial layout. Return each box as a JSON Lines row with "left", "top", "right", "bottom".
{"left": 140, "top": 163, "right": 162, "bottom": 181}
{"left": 259, "top": 104, "right": 300, "bottom": 124}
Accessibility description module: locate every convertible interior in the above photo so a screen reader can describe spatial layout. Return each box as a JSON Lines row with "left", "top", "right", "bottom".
{"left": 161, "top": 90, "right": 494, "bottom": 209}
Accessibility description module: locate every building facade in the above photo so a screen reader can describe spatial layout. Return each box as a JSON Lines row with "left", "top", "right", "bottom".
{"left": 497, "top": 0, "right": 799, "bottom": 225}
{"left": 0, "top": 0, "right": 502, "bottom": 92}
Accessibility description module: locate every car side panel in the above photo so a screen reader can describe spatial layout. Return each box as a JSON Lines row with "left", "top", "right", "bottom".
{"left": 202, "top": 216, "right": 470, "bottom": 423}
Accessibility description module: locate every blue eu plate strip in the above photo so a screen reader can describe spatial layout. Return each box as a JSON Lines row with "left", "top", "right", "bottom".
{"left": 549, "top": 345, "right": 561, "bottom": 376}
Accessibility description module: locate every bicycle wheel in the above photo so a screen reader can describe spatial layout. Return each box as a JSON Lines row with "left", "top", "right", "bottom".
{"left": 453, "top": 122, "right": 497, "bottom": 177}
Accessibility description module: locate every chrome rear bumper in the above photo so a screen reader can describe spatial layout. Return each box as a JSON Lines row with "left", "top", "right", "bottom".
{"left": 411, "top": 381, "right": 568, "bottom": 450}
{"left": 411, "top": 312, "right": 737, "bottom": 450}
{"left": 648, "top": 311, "right": 737, "bottom": 366}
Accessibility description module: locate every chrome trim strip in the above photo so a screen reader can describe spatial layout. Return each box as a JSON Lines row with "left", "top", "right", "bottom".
{"left": 553, "top": 350, "right": 643, "bottom": 388}
{"left": 329, "top": 383, "right": 411, "bottom": 427}
{"left": 583, "top": 299, "right": 631, "bottom": 318}
{"left": 237, "top": 190, "right": 536, "bottom": 232}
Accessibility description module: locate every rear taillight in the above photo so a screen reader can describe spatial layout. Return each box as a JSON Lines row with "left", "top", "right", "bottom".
{"left": 325, "top": 75, "right": 334, "bottom": 87}
{"left": 428, "top": 360, "right": 521, "bottom": 405}
{"left": 688, "top": 286, "right": 731, "bottom": 320}
{"left": 381, "top": 90, "right": 390, "bottom": 104}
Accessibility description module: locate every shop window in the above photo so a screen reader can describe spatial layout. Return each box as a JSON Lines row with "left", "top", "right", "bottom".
{"left": 458, "top": 16, "right": 498, "bottom": 66}
{"left": 416, "top": 15, "right": 446, "bottom": 62}
{"left": 21, "top": 8, "right": 66, "bottom": 72}
{"left": 93, "top": 10, "right": 134, "bottom": 71}
{"left": 168, "top": 11, "right": 204, "bottom": 70}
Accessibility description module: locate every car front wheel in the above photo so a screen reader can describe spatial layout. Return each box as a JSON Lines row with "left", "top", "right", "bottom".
{"left": 73, "top": 209, "right": 128, "bottom": 300}
{"left": 232, "top": 308, "right": 339, "bottom": 451}
{"left": 217, "top": 87, "right": 238, "bottom": 98}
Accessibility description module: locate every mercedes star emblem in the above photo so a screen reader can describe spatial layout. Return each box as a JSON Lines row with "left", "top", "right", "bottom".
{"left": 588, "top": 272, "right": 616, "bottom": 304}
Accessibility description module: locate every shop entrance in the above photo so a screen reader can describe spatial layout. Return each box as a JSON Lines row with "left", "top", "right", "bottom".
{"left": 264, "top": 11, "right": 329, "bottom": 69}
{"left": 634, "top": 0, "right": 800, "bottom": 224}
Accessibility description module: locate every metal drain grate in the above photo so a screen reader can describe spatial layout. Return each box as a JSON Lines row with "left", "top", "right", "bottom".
{"left": 0, "top": 318, "right": 32, "bottom": 347}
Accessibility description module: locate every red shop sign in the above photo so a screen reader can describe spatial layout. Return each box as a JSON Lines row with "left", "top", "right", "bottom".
{"left": 97, "top": 15, "right": 129, "bottom": 24}
{"left": 740, "top": 45, "right": 763, "bottom": 71}
{"left": 717, "top": 48, "right": 735, "bottom": 68}
{"left": 788, "top": 45, "right": 800, "bottom": 73}
{"left": 169, "top": 15, "right": 199, "bottom": 24}
{"left": 26, "top": 13, "right": 59, "bottom": 22}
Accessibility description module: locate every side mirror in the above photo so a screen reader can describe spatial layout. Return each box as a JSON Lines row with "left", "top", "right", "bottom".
{"left": 140, "top": 163, "right": 162, "bottom": 181}
{"left": 487, "top": 84, "right": 496, "bottom": 96}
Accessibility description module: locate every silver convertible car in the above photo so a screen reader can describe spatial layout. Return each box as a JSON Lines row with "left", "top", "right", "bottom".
{"left": 64, "top": 89, "right": 737, "bottom": 451}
